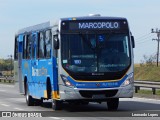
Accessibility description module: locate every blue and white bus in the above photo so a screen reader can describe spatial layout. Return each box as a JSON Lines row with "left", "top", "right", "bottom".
{"left": 14, "top": 14, "right": 135, "bottom": 110}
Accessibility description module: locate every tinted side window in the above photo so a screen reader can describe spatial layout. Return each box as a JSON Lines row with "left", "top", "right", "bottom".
{"left": 39, "top": 32, "right": 45, "bottom": 58}
{"left": 31, "top": 34, "right": 36, "bottom": 59}
{"left": 14, "top": 36, "right": 18, "bottom": 60}
{"left": 26, "top": 35, "right": 32, "bottom": 59}
{"left": 36, "top": 33, "right": 40, "bottom": 58}
{"left": 23, "top": 35, "right": 27, "bottom": 59}
{"left": 45, "top": 30, "right": 52, "bottom": 58}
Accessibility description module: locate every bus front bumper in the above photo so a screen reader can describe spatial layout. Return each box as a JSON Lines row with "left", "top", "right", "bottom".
{"left": 59, "top": 83, "right": 134, "bottom": 101}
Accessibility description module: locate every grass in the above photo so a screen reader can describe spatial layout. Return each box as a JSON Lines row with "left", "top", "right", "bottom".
{"left": 137, "top": 89, "right": 160, "bottom": 95}
{"left": 1, "top": 71, "right": 13, "bottom": 76}
{"left": 134, "top": 89, "right": 160, "bottom": 99}
{"left": 134, "top": 64, "right": 160, "bottom": 82}
{"left": 0, "top": 79, "right": 14, "bottom": 85}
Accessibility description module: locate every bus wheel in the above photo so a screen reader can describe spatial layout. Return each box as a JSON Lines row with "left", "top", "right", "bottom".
{"left": 35, "top": 98, "right": 43, "bottom": 106}
{"left": 107, "top": 98, "right": 119, "bottom": 111}
{"left": 25, "top": 83, "right": 34, "bottom": 106}
{"left": 81, "top": 101, "right": 89, "bottom": 105}
{"left": 52, "top": 99, "right": 62, "bottom": 110}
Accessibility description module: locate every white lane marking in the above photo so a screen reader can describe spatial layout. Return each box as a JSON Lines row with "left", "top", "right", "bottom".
{"left": 8, "top": 98, "right": 25, "bottom": 102}
{"left": 133, "top": 97, "right": 160, "bottom": 102}
{"left": 121, "top": 97, "right": 160, "bottom": 104}
{"left": 0, "top": 84, "right": 14, "bottom": 87}
{"left": 1, "top": 104, "right": 10, "bottom": 107}
{"left": 14, "top": 108, "right": 24, "bottom": 110}
{"left": 49, "top": 117, "right": 64, "bottom": 120}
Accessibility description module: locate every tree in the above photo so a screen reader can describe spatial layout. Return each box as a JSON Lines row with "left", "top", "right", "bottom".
{"left": 140, "top": 54, "right": 156, "bottom": 67}
{"left": 0, "top": 59, "right": 13, "bottom": 72}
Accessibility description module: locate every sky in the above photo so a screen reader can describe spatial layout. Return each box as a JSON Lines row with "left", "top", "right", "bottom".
{"left": 0, "top": 0, "right": 160, "bottom": 63}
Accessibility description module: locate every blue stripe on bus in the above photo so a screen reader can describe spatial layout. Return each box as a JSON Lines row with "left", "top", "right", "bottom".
{"left": 67, "top": 75, "right": 128, "bottom": 89}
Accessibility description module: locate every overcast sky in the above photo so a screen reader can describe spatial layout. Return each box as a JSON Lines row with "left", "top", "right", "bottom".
{"left": 0, "top": 0, "right": 160, "bottom": 63}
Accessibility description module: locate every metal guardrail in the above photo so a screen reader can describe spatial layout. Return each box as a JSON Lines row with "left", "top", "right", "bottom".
{"left": 0, "top": 76, "right": 14, "bottom": 83}
{"left": 134, "top": 80, "right": 160, "bottom": 95}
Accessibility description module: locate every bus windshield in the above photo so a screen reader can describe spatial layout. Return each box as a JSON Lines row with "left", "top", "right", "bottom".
{"left": 61, "top": 33, "right": 131, "bottom": 74}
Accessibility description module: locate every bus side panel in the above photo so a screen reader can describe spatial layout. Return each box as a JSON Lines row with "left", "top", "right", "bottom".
{"left": 14, "top": 36, "right": 19, "bottom": 92}
{"left": 14, "top": 61, "right": 19, "bottom": 91}
{"left": 33, "top": 58, "right": 58, "bottom": 99}
{"left": 35, "top": 59, "right": 48, "bottom": 98}
{"left": 22, "top": 59, "right": 32, "bottom": 94}
{"left": 14, "top": 35, "right": 24, "bottom": 94}
{"left": 34, "top": 58, "right": 53, "bottom": 99}
{"left": 52, "top": 57, "right": 59, "bottom": 98}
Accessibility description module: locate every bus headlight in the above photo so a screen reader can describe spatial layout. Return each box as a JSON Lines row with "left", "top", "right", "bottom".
{"left": 61, "top": 75, "right": 73, "bottom": 87}
{"left": 121, "top": 73, "right": 134, "bottom": 87}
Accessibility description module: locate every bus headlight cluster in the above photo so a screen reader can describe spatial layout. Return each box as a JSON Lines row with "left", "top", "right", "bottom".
{"left": 61, "top": 75, "right": 73, "bottom": 87}
{"left": 121, "top": 73, "right": 134, "bottom": 86}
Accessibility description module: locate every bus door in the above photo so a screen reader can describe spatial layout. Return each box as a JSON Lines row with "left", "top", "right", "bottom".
{"left": 18, "top": 35, "right": 24, "bottom": 94}
{"left": 30, "top": 33, "right": 38, "bottom": 96}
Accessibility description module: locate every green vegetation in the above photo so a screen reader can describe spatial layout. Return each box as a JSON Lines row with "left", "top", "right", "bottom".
{"left": 137, "top": 89, "right": 160, "bottom": 95}
{"left": 134, "top": 64, "right": 160, "bottom": 82}
{"left": 0, "top": 79, "right": 14, "bottom": 85}
{"left": 0, "top": 59, "right": 13, "bottom": 76}
{"left": 134, "top": 54, "right": 160, "bottom": 81}
{"left": 134, "top": 90, "right": 160, "bottom": 99}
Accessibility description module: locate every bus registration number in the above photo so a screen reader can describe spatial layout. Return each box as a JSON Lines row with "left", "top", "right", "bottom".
{"left": 92, "top": 94, "right": 105, "bottom": 99}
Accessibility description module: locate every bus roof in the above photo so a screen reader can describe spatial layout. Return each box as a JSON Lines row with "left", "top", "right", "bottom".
{"left": 16, "top": 16, "right": 127, "bottom": 35}
{"left": 60, "top": 16, "right": 127, "bottom": 21}
{"left": 17, "top": 20, "right": 58, "bottom": 35}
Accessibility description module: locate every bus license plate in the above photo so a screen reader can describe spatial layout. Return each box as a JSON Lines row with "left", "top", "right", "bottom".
{"left": 92, "top": 94, "right": 105, "bottom": 99}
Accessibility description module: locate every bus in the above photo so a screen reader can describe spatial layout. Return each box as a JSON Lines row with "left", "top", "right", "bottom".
{"left": 14, "top": 14, "right": 135, "bottom": 111}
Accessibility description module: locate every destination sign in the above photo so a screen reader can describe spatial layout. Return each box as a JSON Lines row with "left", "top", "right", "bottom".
{"left": 78, "top": 22, "right": 119, "bottom": 29}
{"left": 61, "top": 20, "right": 128, "bottom": 31}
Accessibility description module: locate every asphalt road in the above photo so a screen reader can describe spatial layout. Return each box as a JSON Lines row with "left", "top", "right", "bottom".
{"left": 0, "top": 84, "right": 160, "bottom": 120}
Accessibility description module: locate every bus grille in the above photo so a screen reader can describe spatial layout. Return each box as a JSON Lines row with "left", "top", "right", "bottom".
{"left": 79, "top": 90, "right": 118, "bottom": 98}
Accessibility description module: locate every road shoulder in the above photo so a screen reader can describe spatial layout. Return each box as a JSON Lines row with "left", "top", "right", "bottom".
{"left": 134, "top": 93, "right": 160, "bottom": 100}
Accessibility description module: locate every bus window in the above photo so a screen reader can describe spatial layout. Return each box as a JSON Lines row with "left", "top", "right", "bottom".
{"left": 14, "top": 36, "right": 18, "bottom": 60}
{"left": 39, "top": 32, "right": 45, "bottom": 58}
{"left": 26, "top": 35, "right": 32, "bottom": 59}
{"left": 23, "top": 35, "right": 27, "bottom": 59}
{"left": 45, "top": 30, "right": 51, "bottom": 58}
{"left": 31, "top": 34, "right": 36, "bottom": 59}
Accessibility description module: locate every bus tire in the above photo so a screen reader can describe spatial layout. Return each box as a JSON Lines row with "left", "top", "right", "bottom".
{"left": 52, "top": 99, "right": 62, "bottom": 110}
{"left": 34, "top": 98, "right": 43, "bottom": 106}
{"left": 107, "top": 98, "right": 119, "bottom": 111}
{"left": 81, "top": 101, "right": 89, "bottom": 105}
{"left": 25, "top": 83, "right": 34, "bottom": 106}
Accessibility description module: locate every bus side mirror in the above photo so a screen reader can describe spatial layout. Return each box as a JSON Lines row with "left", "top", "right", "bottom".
{"left": 54, "top": 35, "right": 59, "bottom": 49}
{"left": 131, "top": 36, "right": 135, "bottom": 48}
